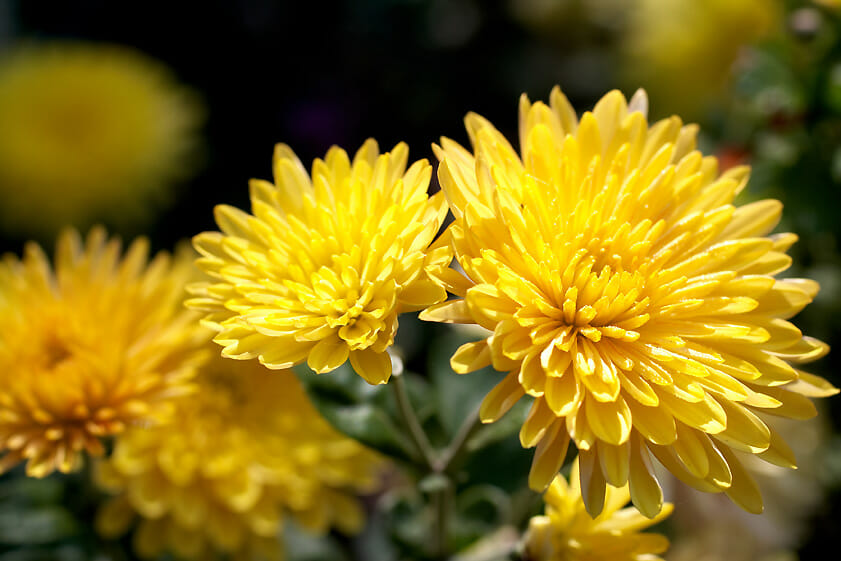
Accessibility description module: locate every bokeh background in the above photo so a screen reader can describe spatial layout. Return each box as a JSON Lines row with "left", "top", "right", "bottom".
{"left": 1, "top": 1, "right": 840, "bottom": 560}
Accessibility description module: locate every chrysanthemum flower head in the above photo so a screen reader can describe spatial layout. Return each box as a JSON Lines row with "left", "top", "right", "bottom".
{"left": 95, "top": 353, "right": 384, "bottom": 560}
{"left": 189, "top": 139, "right": 451, "bottom": 384}
{"left": 523, "top": 457, "right": 673, "bottom": 561}
{"left": 0, "top": 42, "right": 202, "bottom": 237}
{"left": 0, "top": 227, "right": 209, "bottom": 478}
{"left": 422, "top": 87, "right": 836, "bottom": 518}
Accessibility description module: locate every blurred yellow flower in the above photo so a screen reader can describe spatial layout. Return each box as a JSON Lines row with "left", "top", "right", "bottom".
{"left": 188, "top": 140, "right": 451, "bottom": 385}
{"left": 664, "top": 415, "right": 829, "bottom": 561}
{"left": 0, "top": 227, "right": 208, "bottom": 478}
{"left": 524, "top": 457, "right": 673, "bottom": 561}
{"left": 422, "top": 87, "right": 836, "bottom": 519}
{"left": 95, "top": 354, "right": 383, "bottom": 560}
{"left": 0, "top": 42, "right": 202, "bottom": 238}
{"left": 623, "top": 0, "right": 781, "bottom": 118}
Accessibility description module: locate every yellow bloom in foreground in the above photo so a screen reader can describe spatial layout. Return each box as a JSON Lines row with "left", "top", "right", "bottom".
{"left": 422, "top": 87, "right": 836, "bottom": 518}
{"left": 524, "top": 458, "right": 672, "bottom": 561}
{"left": 0, "top": 228, "right": 208, "bottom": 477}
{"left": 189, "top": 140, "right": 450, "bottom": 384}
{"left": 95, "top": 354, "right": 383, "bottom": 560}
{"left": 0, "top": 42, "right": 202, "bottom": 237}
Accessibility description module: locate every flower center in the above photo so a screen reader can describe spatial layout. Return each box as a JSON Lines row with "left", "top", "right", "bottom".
{"left": 548, "top": 251, "right": 650, "bottom": 342}
{"left": 40, "top": 330, "right": 74, "bottom": 370}
{"left": 301, "top": 262, "right": 394, "bottom": 351}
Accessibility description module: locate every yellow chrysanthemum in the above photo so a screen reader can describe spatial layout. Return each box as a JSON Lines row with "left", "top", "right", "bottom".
{"left": 622, "top": 0, "right": 780, "bottom": 118}
{"left": 0, "top": 42, "right": 202, "bottom": 237}
{"left": 0, "top": 227, "right": 208, "bottom": 478}
{"left": 188, "top": 140, "right": 451, "bottom": 384}
{"left": 95, "top": 353, "right": 383, "bottom": 560}
{"left": 524, "top": 458, "right": 673, "bottom": 561}
{"left": 422, "top": 87, "right": 836, "bottom": 518}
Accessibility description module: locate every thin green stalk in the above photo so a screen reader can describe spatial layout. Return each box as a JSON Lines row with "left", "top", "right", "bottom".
{"left": 434, "top": 479, "right": 450, "bottom": 560}
{"left": 438, "top": 404, "right": 483, "bottom": 474}
{"left": 390, "top": 372, "right": 490, "bottom": 559}
{"left": 391, "top": 370, "right": 437, "bottom": 471}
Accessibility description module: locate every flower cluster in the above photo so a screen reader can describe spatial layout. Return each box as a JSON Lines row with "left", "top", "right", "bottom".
{"left": 1, "top": 76, "right": 831, "bottom": 561}
{"left": 95, "top": 352, "right": 384, "bottom": 560}
{"left": 0, "top": 227, "right": 208, "bottom": 477}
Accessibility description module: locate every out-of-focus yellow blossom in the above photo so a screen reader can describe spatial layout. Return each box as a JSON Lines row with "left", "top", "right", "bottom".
{"left": 666, "top": 529, "right": 796, "bottom": 561}
{"left": 188, "top": 140, "right": 451, "bottom": 385}
{"left": 623, "top": 0, "right": 781, "bottom": 118}
{"left": 507, "top": 0, "right": 630, "bottom": 35}
{"left": 95, "top": 354, "right": 383, "bottom": 560}
{"left": 0, "top": 42, "right": 202, "bottom": 238}
{"left": 524, "top": 457, "right": 673, "bottom": 561}
{"left": 664, "top": 416, "right": 829, "bottom": 561}
{"left": 422, "top": 87, "right": 836, "bottom": 519}
{"left": 0, "top": 227, "right": 208, "bottom": 478}
{"left": 813, "top": 0, "right": 841, "bottom": 9}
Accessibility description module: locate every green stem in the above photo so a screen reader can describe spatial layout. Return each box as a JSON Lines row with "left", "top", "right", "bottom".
{"left": 438, "top": 404, "right": 483, "bottom": 474}
{"left": 391, "top": 370, "right": 437, "bottom": 471}
{"left": 390, "top": 373, "right": 490, "bottom": 559}
{"left": 434, "top": 479, "right": 450, "bottom": 559}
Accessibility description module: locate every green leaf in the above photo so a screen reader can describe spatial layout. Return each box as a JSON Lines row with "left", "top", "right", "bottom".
{"left": 418, "top": 473, "right": 449, "bottom": 494}
{"left": 378, "top": 489, "right": 432, "bottom": 559}
{"left": 466, "top": 399, "right": 530, "bottom": 452}
{"left": 294, "top": 362, "right": 419, "bottom": 463}
{"left": 449, "top": 485, "right": 512, "bottom": 552}
{"left": 428, "top": 328, "right": 506, "bottom": 438}
{"left": 0, "top": 546, "right": 88, "bottom": 561}
{"left": 0, "top": 476, "right": 64, "bottom": 506}
{"left": 460, "top": 403, "right": 534, "bottom": 494}
{"left": 0, "top": 506, "right": 78, "bottom": 545}
{"left": 284, "top": 520, "right": 350, "bottom": 561}
{"left": 350, "top": 505, "right": 400, "bottom": 561}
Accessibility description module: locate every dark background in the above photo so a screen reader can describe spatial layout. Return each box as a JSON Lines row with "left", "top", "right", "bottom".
{"left": 13, "top": 0, "right": 608, "bottom": 250}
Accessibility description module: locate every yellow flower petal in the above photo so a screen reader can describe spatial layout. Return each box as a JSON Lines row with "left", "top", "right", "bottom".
{"left": 349, "top": 348, "right": 392, "bottom": 385}
{"left": 479, "top": 371, "right": 525, "bottom": 423}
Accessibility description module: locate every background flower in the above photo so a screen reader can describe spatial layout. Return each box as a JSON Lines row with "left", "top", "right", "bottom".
{"left": 424, "top": 87, "right": 836, "bottom": 519}
{"left": 189, "top": 140, "right": 451, "bottom": 385}
{"left": 664, "top": 415, "right": 831, "bottom": 561}
{"left": 622, "top": 0, "right": 782, "bottom": 119}
{"left": 523, "top": 457, "right": 672, "bottom": 561}
{"left": 0, "top": 41, "right": 203, "bottom": 239}
{"left": 94, "top": 352, "right": 384, "bottom": 560}
{"left": 0, "top": 227, "right": 208, "bottom": 478}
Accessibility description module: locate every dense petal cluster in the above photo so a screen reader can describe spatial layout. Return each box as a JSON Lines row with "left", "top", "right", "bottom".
{"left": 524, "top": 458, "right": 672, "bottom": 561}
{"left": 95, "top": 354, "right": 383, "bottom": 560}
{"left": 189, "top": 140, "right": 450, "bottom": 384}
{"left": 0, "top": 42, "right": 202, "bottom": 237}
{"left": 0, "top": 228, "right": 208, "bottom": 477}
{"left": 422, "top": 87, "right": 836, "bottom": 518}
